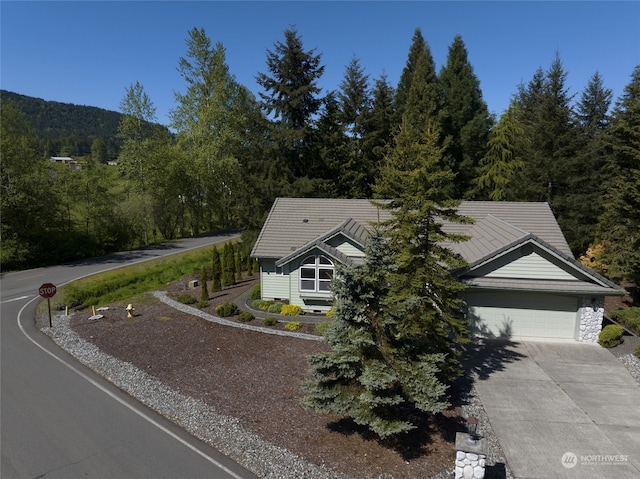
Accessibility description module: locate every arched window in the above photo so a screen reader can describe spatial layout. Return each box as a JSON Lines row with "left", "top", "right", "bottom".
{"left": 300, "top": 255, "right": 334, "bottom": 292}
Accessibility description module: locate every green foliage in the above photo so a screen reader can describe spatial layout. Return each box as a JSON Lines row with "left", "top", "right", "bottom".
{"left": 200, "top": 267, "right": 209, "bottom": 302}
{"left": 280, "top": 304, "right": 303, "bottom": 316}
{"left": 222, "top": 242, "right": 236, "bottom": 287}
{"left": 598, "top": 324, "right": 625, "bottom": 348}
{"left": 315, "top": 321, "right": 334, "bottom": 335}
{"left": 196, "top": 300, "right": 209, "bottom": 309}
{"left": 61, "top": 245, "right": 215, "bottom": 306}
{"left": 267, "top": 302, "right": 284, "bottom": 314}
{"left": 325, "top": 307, "right": 335, "bottom": 318}
{"left": 262, "top": 317, "right": 277, "bottom": 326}
{"left": 303, "top": 231, "right": 450, "bottom": 439}
{"left": 215, "top": 302, "right": 239, "bottom": 317}
{"left": 610, "top": 308, "right": 640, "bottom": 335}
{"left": 211, "top": 246, "right": 222, "bottom": 292}
{"left": 249, "top": 283, "right": 261, "bottom": 301}
{"left": 177, "top": 293, "right": 197, "bottom": 305}
{"left": 238, "top": 311, "right": 254, "bottom": 322}
{"left": 636, "top": 343, "right": 640, "bottom": 359}
{"left": 284, "top": 321, "right": 302, "bottom": 331}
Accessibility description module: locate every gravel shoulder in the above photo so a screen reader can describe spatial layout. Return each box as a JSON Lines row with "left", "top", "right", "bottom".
{"left": 39, "top": 275, "right": 640, "bottom": 479}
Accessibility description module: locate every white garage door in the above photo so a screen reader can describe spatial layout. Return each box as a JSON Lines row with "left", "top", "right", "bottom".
{"left": 467, "top": 292, "right": 578, "bottom": 340}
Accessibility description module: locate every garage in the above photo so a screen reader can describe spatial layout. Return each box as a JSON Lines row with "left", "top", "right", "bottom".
{"left": 466, "top": 291, "right": 579, "bottom": 340}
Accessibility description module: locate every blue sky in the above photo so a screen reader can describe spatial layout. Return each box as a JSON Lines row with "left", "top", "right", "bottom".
{"left": 2, "top": 1, "right": 638, "bottom": 126}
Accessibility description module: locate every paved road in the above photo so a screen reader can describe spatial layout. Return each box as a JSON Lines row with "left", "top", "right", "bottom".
{"left": 469, "top": 340, "right": 640, "bottom": 479}
{"left": 1, "top": 234, "right": 260, "bottom": 479}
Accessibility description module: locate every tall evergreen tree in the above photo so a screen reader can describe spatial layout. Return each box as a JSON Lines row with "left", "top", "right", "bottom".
{"left": 394, "top": 28, "right": 427, "bottom": 124}
{"left": 439, "top": 35, "right": 492, "bottom": 198}
{"left": 560, "top": 71, "right": 613, "bottom": 254}
{"left": 374, "top": 119, "right": 470, "bottom": 381}
{"left": 256, "top": 27, "right": 325, "bottom": 182}
{"left": 303, "top": 230, "right": 449, "bottom": 438}
{"left": 598, "top": 65, "right": 640, "bottom": 283}
{"left": 222, "top": 242, "right": 236, "bottom": 286}
{"left": 363, "top": 74, "right": 396, "bottom": 195}
{"left": 473, "top": 102, "right": 525, "bottom": 200}
{"left": 211, "top": 245, "right": 222, "bottom": 292}
{"left": 200, "top": 266, "right": 209, "bottom": 303}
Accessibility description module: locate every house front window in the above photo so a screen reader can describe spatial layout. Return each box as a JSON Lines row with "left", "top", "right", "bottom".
{"left": 300, "top": 255, "right": 334, "bottom": 292}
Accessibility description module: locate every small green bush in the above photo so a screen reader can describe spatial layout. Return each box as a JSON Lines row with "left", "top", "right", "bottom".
{"left": 216, "top": 302, "right": 239, "bottom": 317}
{"left": 315, "top": 321, "right": 334, "bottom": 335}
{"left": 281, "top": 304, "right": 303, "bottom": 316}
{"left": 610, "top": 307, "right": 640, "bottom": 335}
{"left": 196, "top": 300, "right": 209, "bottom": 309}
{"left": 598, "top": 324, "right": 624, "bottom": 348}
{"left": 326, "top": 307, "right": 335, "bottom": 318}
{"left": 267, "top": 302, "right": 283, "bottom": 314}
{"left": 636, "top": 343, "right": 640, "bottom": 359}
{"left": 177, "top": 293, "right": 197, "bottom": 305}
{"left": 249, "top": 284, "right": 261, "bottom": 301}
{"left": 238, "top": 311, "right": 254, "bottom": 322}
{"left": 285, "top": 321, "right": 301, "bottom": 331}
{"left": 262, "top": 317, "right": 277, "bottom": 326}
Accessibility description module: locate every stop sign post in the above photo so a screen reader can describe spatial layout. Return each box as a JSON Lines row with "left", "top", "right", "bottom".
{"left": 39, "top": 283, "right": 57, "bottom": 327}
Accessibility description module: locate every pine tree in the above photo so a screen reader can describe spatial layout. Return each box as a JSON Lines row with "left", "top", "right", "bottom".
{"left": 598, "top": 66, "right": 640, "bottom": 283}
{"left": 560, "top": 71, "right": 613, "bottom": 254}
{"left": 246, "top": 254, "right": 253, "bottom": 277}
{"left": 234, "top": 248, "right": 243, "bottom": 282}
{"left": 222, "top": 242, "right": 236, "bottom": 286}
{"left": 374, "top": 119, "right": 470, "bottom": 381}
{"left": 302, "top": 230, "right": 449, "bottom": 438}
{"left": 439, "top": 35, "right": 492, "bottom": 198}
{"left": 394, "top": 28, "right": 427, "bottom": 124}
{"left": 211, "top": 245, "right": 222, "bottom": 292}
{"left": 256, "top": 27, "right": 325, "bottom": 181}
{"left": 473, "top": 102, "right": 525, "bottom": 200}
{"left": 200, "top": 266, "right": 209, "bottom": 303}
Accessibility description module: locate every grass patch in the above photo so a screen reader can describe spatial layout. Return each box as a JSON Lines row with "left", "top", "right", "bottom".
{"left": 60, "top": 242, "right": 230, "bottom": 307}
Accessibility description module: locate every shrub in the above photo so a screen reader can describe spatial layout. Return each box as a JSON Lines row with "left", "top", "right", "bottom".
{"left": 636, "top": 343, "right": 640, "bottom": 359}
{"left": 316, "top": 321, "right": 334, "bottom": 335}
{"left": 285, "top": 321, "right": 301, "bottom": 331}
{"left": 326, "top": 307, "right": 335, "bottom": 318}
{"left": 238, "top": 311, "right": 254, "bottom": 322}
{"left": 281, "top": 304, "right": 303, "bottom": 316}
{"left": 598, "top": 324, "right": 624, "bottom": 348}
{"left": 177, "top": 293, "right": 197, "bottom": 305}
{"left": 262, "top": 317, "right": 277, "bottom": 326}
{"left": 249, "top": 283, "right": 261, "bottom": 301}
{"left": 267, "top": 302, "right": 283, "bottom": 314}
{"left": 216, "top": 302, "right": 239, "bottom": 317}
{"left": 196, "top": 300, "right": 209, "bottom": 309}
{"left": 610, "top": 307, "right": 640, "bottom": 335}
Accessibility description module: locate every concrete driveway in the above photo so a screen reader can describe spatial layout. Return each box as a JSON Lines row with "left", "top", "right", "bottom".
{"left": 468, "top": 340, "right": 640, "bottom": 479}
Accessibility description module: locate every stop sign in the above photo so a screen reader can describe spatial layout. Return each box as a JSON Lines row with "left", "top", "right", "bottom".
{"left": 39, "top": 283, "right": 57, "bottom": 299}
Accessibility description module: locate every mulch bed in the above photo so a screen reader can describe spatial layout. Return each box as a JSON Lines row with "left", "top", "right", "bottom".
{"left": 69, "top": 273, "right": 463, "bottom": 479}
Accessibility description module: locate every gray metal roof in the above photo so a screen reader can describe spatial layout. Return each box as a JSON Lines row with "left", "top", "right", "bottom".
{"left": 252, "top": 198, "right": 571, "bottom": 259}
{"left": 463, "top": 277, "right": 627, "bottom": 296}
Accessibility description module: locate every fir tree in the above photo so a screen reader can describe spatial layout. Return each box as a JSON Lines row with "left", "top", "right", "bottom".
{"left": 374, "top": 119, "right": 470, "bottom": 381}
{"left": 598, "top": 65, "right": 640, "bottom": 283}
{"left": 256, "top": 27, "right": 325, "bottom": 181}
{"left": 200, "top": 266, "right": 209, "bottom": 303}
{"left": 394, "top": 28, "right": 427, "bottom": 124}
{"left": 473, "top": 102, "right": 525, "bottom": 200}
{"left": 222, "top": 242, "right": 236, "bottom": 286}
{"left": 303, "top": 230, "right": 449, "bottom": 438}
{"left": 439, "top": 35, "right": 492, "bottom": 198}
{"left": 234, "top": 248, "right": 243, "bottom": 282}
{"left": 211, "top": 245, "right": 222, "bottom": 292}
{"left": 246, "top": 254, "right": 253, "bottom": 276}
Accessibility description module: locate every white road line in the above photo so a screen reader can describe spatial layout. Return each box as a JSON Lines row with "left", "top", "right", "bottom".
{"left": 17, "top": 296, "right": 247, "bottom": 479}
{"left": 1, "top": 295, "right": 32, "bottom": 304}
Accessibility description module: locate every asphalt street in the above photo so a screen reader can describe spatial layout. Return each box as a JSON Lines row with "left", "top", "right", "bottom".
{"left": 1, "top": 233, "right": 260, "bottom": 479}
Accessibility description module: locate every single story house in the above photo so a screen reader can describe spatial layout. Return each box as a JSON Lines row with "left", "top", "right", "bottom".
{"left": 251, "top": 197, "right": 626, "bottom": 342}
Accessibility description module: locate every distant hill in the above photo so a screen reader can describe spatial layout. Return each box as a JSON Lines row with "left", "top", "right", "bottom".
{"left": 1, "top": 90, "right": 166, "bottom": 159}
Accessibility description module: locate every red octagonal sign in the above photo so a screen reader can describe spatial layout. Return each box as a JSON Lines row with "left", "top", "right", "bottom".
{"left": 39, "top": 283, "right": 57, "bottom": 299}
